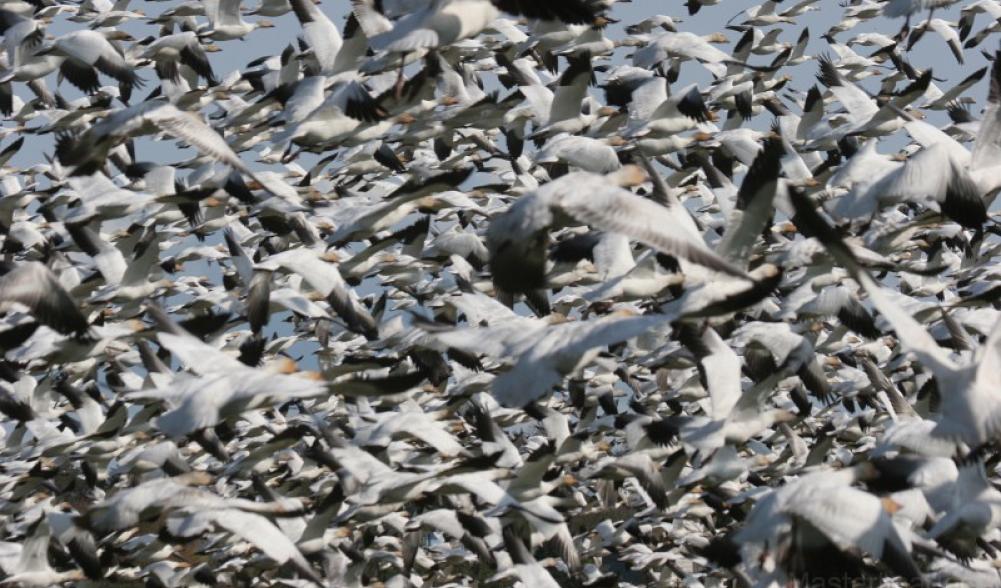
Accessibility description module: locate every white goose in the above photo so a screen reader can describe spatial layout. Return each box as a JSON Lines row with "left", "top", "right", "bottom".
{"left": 927, "top": 459, "right": 1001, "bottom": 558}
{"left": 370, "top": 0, "right": 601, "bottom": 56}
{"left": 623, "top": 80, "right": 712, "bottom": 137}
{"left": 846, "top": 52, "right": 1001, "bottom": 228}
{"left": 289, "top": 0, "right": 341, "bottom": 75}
{"left": 790, "top": 188, "right": 1001, "bottom": 452}
{"left": 427, "top": 308, "right": 679, "bottom": 407}
{"left": 138, "top": 31, "right": 219, "bottom": 87}
{"left": 533, "top": 133, "right": 622, "bottom": 174}
{"left": 733, "top": 464, "right": 925, "bottom": 586}
{"left": 37, "top": 29, "right": 141, "bottom": 97}
{"left": 486, "top": 166, "right": 749, "bottom": 300}
{"left": 632, "top": 30, "right": 732, "bottom": 78}
{"left": 55, "top": 99, "right": 275, "bottom": 196}
{"left": 271, "top": 80, "right": 390, "bottom": 150}
{"left": 201, "top": 0, "right": 275, "bottom": 40}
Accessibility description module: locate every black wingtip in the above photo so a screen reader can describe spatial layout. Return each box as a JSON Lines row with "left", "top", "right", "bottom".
{"left": 816, "top": 54, "right": 842, "bottom": 88}
{"left": 677, "top": 86, "right": 711, "bottom": 123}
{"left": 803, "top": 85, "right": 822, "bottom": 115}
{"left": 735, "top": 136, "right": 783, "bottom": 210}
{"left": 989, "top": 44, "right": 1001, "bottom": 104}
{"left": 941, "top": 167, "right": 987, "bottom": 229}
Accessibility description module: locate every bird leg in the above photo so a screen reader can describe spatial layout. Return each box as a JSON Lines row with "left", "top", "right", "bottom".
{"left": 394, "top": 54, "right": 408, "bottom": 100}
{"left": 281, "top": 143, "right": 300, "bottom": 164}
{"left": 959, "top": 441, "right": 994, "bottom": 464}
{"left": 655, "top": 155, "right": 682, "bottom": 171}
{"left": 896, "top": 15, "right": 911, "bottom": 42}
{"left": 191, "top": 428, "right": 230, "bottom": 462}
{"left": 909, "top": 8, "right": 935, "bottom": 48}
{"left": 496, "top": 288, "right": 515, "bottom": 309}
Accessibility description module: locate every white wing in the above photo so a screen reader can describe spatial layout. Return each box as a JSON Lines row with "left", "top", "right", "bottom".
{"left": 551, "top": 178, "right": 749, "bottom": 279}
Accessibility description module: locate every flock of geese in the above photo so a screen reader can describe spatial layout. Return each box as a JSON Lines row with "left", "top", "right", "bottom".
{"left": 4, "top": 0, "right": 1001, "bottom": 585}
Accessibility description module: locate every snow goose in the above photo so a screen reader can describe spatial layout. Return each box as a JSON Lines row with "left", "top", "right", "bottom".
{"left": 0, "top": 520, "right": 85, "bottom": 586}
{"left": 737, "top": 0, "right": 817, "bottom": 27}
{"left": 137, "top": 31, "right": 219, "bottom": 87}
{"left": 486, "top": 166, "right": 749, "bottom": 301}
{"left": 635, "top": 325, "right": 799, "bottom": 453}
{"left": 716, "top": 137, "right": 786, "bottom": 267}
{"left": 494, "top": 527, "right": 562, "bottom": 588}
{"left": 526, "top": 53, "right": 601, "bottom": 139}
{"left": 288, "top": 0, "right": 341, "bottom": 75}
{"left": 533, "top": 133, "right": 622, "bottom": 174}
{"left": 271, "top": 80, "right": 389, "bottom": 150}
{"left": 254, "top": 246, "right": 379, "bottom": 339}
{"left": 55, "top": 99, "right": 276, "bottom": 196}
{"left": 814, "top": 54, "right": 932, "bottom": 140}
{"left": 920, "top": 65, "right": 987, "bottom": 110}
{"left": 958, "top": 0, "right": 1001, "bottom": 48}
{"left": 0, "top": 262, "right": 90, "bottom": 336}
{"left": 369, "top": 0, "right": 603, "bottom": 93}
{"left": 790, "top": 188, "right": 1001, "bottom": 452}
{"left": 842, "top": 50, "right": 1001, "bottom": 229}
{"left": 787, "top": 26, "right": 812, "bottom": 64}
{"left": 123, "top": 308, "right": 327, "bottom": 436}
{"left": 246, "top": 0, "right": 291, "bottom": 16}
{"left": 722, "top": 464, "right": 926, "bottom": 587}
{"left": 927, "top": 459, "right": 1001, "bottom": 558}
{"left": 0, "top": 10, "right": 59, "bottom": 91}
{"left": 684, "top": 0, "right": 718, "bottom": 15}
{"left": 370, "top": 0, "right": 601, "bottom": 56}
{"left": 907, "top": 18, "right": 965, "bottom": 63}
{"left": 622, "top": 79, "right": 712, "bottom": 137}
{"left": 866, "top": 453, "right": 958, "bottom": 515}
{"left": 426, "top": 308, "right": 680, "bottom": 407}
{"left": 847, "top": 138, "right": 987, "bottom": 228}
{"left": 333, "top": 7, "right": 390, "bottom": 74}
{"left": 200, "top": 0, "right": 275, "bottom": 40}
{"left": 632, "top": 30, "right": 732, "bottom": 78}
{"left": 36, "top": 29, "right": 142, "bottom": 100}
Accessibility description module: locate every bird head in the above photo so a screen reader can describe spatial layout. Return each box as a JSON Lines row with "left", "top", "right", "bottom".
{"left": 608, "top": 164, "right": 648, "bottom": 187}
{"left": 770, "top": 409, "right": 798, "bottom": 424}
{"left": 545, "top": 312, "right": 570, "bottom": 325}
{"left": 593, "top": 15, "right": 618, "bottom": 28}
{"left": 102, "top": 30, "right": 135, "bottom": 42}
{"left": 596, "top": 105, "right": 620, "bottom": 118}
{"left": 176, "top": 470, "right": 215, "bottom": 486}
{"left": 33, "top": 44, "right": 61, "bottom": 57}
{"left": 850, "top": 460, "right": 880, "bottom": 482}
{"left": 880, "top": 496, "right": 903, "bottom": 514}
